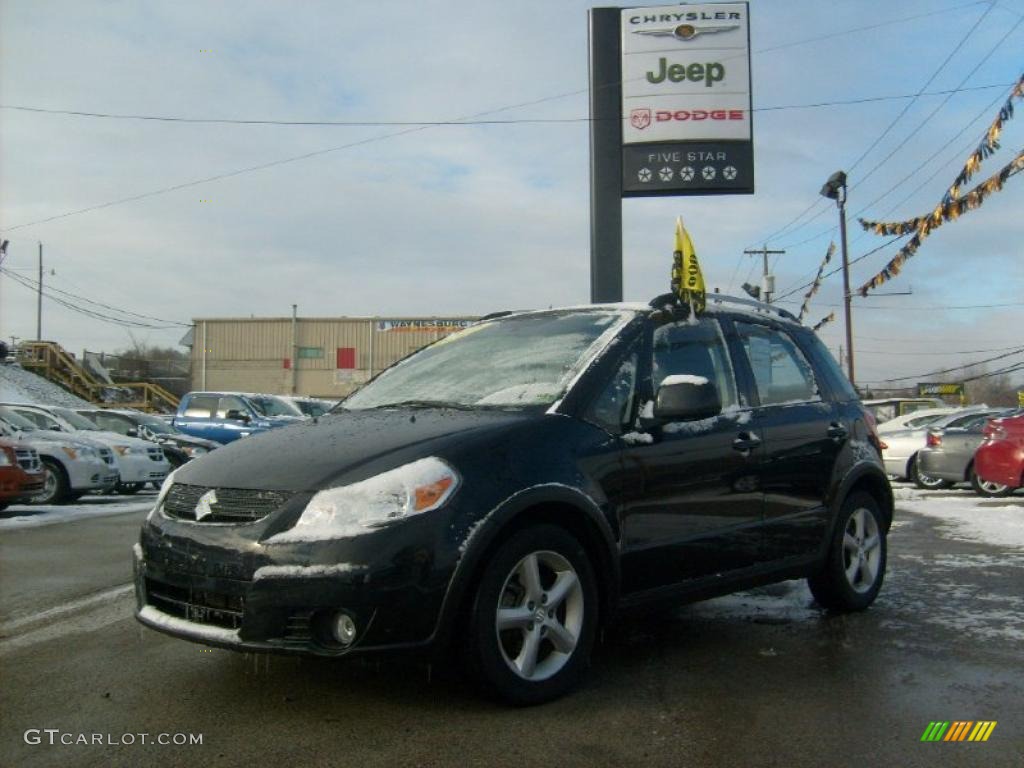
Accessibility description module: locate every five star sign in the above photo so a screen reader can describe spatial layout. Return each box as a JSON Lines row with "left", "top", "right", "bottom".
{"left": 659, "top": 167, "right": 674, "bottom": 182}
{"left": 638, "top": 168, "right": 653, "bottom": 182}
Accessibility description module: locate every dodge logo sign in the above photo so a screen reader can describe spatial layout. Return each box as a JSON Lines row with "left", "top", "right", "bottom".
{"left": 630, "top": 108, "right": 652, "bottom": 130}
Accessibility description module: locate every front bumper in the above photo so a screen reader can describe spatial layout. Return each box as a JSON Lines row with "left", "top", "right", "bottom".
{"left": 133, "top": 509, "right": 461, "bottom": 657}
{"left": 65, "top": 456, "right": 119, "bottom": 492}
{"left": 117, "top": 453, "right": 170, "bottom": 484}
{"left": 883, "top": 454, "right": 910, "bottom": 479}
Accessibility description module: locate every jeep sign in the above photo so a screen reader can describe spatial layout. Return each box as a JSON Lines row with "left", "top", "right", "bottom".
{"left": 620, "top": 2, "right": 753, "bottom": 196}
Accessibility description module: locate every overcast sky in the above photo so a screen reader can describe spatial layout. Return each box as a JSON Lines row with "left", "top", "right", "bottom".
{"left": 1, "top": 0, "right": 1022, "bottom": 388}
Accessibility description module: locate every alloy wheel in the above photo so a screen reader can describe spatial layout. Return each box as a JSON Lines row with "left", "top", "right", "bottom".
{"left": 842, "top": 508, "right": 882, "bottom": 594}
{"left": 495, "top": 550, "right": 584, "bottom": 682}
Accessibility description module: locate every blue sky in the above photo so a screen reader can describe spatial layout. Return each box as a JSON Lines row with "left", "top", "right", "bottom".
{"left": 0, "top": 0, "right": 1022, "bottom": 387}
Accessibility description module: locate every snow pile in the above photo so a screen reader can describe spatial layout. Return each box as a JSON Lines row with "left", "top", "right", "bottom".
{"left": 895, "top": 488, "right": 1024, "bottom": 550}
{"left": 0, "top": 362, "right": 92, "bottom": 408}
{"left": 252, "top": 563, "right": 366, "bottom": 580}
{"left": 0, "top": 497, "right": 152, "bottom": 530}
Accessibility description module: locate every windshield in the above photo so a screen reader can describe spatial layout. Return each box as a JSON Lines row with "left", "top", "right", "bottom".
{"left": 0, "top": 407, "right": 40, "bottom": 431}
{"left": 138, "top": 417, "right": 177, "bottom": 435}
{"left": 51, "top": 407, "right": 103, "bottom": 430}
{"left": 249, "top": 395, "right": 302, "bottom": 418}
{"left": 344, "top": 310, "right": 633, "bottom": 410}
{"left": 296, "top": 400, "right": 332, "bottom": 417}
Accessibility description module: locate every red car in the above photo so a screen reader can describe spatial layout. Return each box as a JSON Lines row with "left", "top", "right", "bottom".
{"left": 974, "top": 413, "right": 1024, "bottom": 490}
{"left": 0, "top": 438, "right": 47, "bottom": 511}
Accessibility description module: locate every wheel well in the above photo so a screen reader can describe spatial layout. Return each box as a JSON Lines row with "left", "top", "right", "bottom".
{"left": 457, "top": 502, "right": 617, "bottom": 634}
{"left": 964, "top": 459, "right": 974, "bottom": 482}
{"left": 906, "top": 452, "right": 918, "bottom": 479}
{"left": 845, "top": 473, "right": 894, "bottom": 530}
{"left": 41, "top": 456, "right": 68, "bottom": 481}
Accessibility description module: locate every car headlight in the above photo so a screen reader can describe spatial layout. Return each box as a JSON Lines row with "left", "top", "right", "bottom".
{"left": 114, "top": 445, "right": 134, "bottom": 456}
{"left": 0, "top": 449, "right": 12, "bottom": 467}
{"left": 183, "top": 446, "right": 208, "bottom": 457}
{"left": 147, "top": 469, "right": 178, "bottom": 522}
{"left": 269, "top": 457, "right": 460, "bottom": 543}
{"left": 61, "top": 446, "right": 78, "bottom": 460}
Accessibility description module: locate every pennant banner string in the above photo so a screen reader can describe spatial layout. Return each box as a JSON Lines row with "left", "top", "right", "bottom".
{"left": 798, "top": 242, "right": 836, "bottom": 321}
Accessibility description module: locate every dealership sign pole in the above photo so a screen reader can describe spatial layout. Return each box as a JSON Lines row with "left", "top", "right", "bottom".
{"left": 589, "top": 3, "right": 754, "bottom": 302}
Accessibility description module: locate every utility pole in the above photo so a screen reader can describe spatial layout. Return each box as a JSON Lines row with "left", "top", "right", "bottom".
{"left": 820, "top": 171, "right": 855, "bottom": 386}
{"left": 743, "top": 245, "right": 785, "bottom": 303}
{"left": 37, "top": 242, "right": 43, "bottom": 340}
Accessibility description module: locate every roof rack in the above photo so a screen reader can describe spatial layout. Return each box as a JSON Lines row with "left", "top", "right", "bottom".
{"left": 647, "top": 293, "right": 800, "bottom": 323}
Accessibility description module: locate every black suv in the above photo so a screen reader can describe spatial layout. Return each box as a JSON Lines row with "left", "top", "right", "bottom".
{"left": 135, "top": 295, "right": 892, "bottom": 704}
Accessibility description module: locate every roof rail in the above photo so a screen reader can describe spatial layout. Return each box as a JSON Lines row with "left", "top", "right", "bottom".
{"left": 647, "top": 293, "right": 800, "bottom": 323}
{"left": 479, "top": 310, "right": 516, "bottom": 321}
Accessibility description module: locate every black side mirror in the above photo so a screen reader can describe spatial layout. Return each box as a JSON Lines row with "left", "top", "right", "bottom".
{"left": 654, "top": 378, "right": 721, "bottom": 422}
{"left": 126, "top": 428, "right": 138, "bottom": 438}
{"left": 225, "top": 409, "right": 251, "bottom": 423}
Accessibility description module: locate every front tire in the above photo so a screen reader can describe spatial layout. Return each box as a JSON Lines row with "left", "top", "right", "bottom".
{"left": 116, "top": 482, "right": 143, "bottom": 495}
{"left": 809, "top": 492, "right": 887, "bottom": 612}
{"left": 970, "top": 467, "right": 1012, "bottom": 497}
{"left": 467, "top": 524, "right": 598, "bottom": 705}
{"left": 32, "top": 459, "right": 69, "bottom": 505}
{"left": 910, "top": 455, "right": 952, "bottom": 490}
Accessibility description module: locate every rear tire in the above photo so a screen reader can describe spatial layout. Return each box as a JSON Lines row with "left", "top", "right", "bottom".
{"left": 33, "top": 459, "right": 69, "bottom": 504}
{"left": 809, "top": 492, "right": 887, "bottom": 612}
{"left": 466, "top": 524, "right": 598, "bottom": 705}
{"left": 910, "top": 455, "right": 952, "bottom": 490}
{"left": 970, "top": 467, "right": 1012, "bottom": 497}
{"left": 116, "top": 482, "right": 143, "bottom": 495}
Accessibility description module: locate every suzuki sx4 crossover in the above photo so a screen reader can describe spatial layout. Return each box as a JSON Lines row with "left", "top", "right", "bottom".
{"left": 135, "top": 295, "right": 892, "bottom": 704}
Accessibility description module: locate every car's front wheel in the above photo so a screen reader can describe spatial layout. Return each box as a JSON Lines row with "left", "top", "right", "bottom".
{"left": 808, "top": 492, "right": 887, "bottom": 612}
{"left": 467, "top": 524, "right": 598, "bottom": 705}
{"left": 32, "top": 460, "right": 68, "bottom": 505}
{"left": 970, "top": 467, "right": 1012, "bottom": 497}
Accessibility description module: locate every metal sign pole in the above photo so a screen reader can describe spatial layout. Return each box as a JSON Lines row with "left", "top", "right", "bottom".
{"left": 588, "top": 7, "right": 623, "bottom": 303}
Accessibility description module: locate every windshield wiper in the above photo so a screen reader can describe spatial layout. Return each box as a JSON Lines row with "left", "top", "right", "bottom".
{"left": 370, "top": 399, "right": 475, "bottom": 411}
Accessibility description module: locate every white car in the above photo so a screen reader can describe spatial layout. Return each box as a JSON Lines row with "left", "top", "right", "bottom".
{"left": 877, "top": 407, "right": 959, "bottom": 435}
{"left": 0, "top": 408, "right": 119, "bottom": 503}
{"left": 2, "top": 403, "right": 170, "bottom": 494}
{"left": 880, "top": 407, "right": 989, "bottom": 489}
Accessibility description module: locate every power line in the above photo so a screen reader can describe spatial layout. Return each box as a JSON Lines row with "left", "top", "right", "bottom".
{"left": 772, "top": 236, "right": 906, "bottom": 302}
{"left": 863, "top": 346, "right": 1024, "bottom": 383}
{"left": 4, "top": 84, "right": 1014, "bottom": 127}
{"left": 852, "top": 345, "right": 1023, "bottom": 355}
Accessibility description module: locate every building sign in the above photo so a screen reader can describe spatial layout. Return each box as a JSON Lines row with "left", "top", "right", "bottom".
{"left": 918, "top": 382, "right": 965, "bottom": 397}
{"left": 620, "top": 2, "right": 753, "bottom": 196}
{"left": 376, "top": 320, "right": 474, "bottom": 333}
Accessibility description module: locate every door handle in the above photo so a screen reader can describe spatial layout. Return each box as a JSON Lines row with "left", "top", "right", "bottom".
{"left": 827, "top": 422, "right": 848, "bottom": 440}
{"left": 733, "top": 431, "right": 762, "bottom": 453}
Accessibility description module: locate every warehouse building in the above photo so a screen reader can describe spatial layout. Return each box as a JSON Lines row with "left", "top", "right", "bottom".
{"left": 184, "top": 316, "right": 478, "bottom": 398}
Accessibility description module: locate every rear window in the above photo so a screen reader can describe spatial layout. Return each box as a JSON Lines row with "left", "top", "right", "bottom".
{"left": 183, "top": 395, "right": 218, "bottom": 418}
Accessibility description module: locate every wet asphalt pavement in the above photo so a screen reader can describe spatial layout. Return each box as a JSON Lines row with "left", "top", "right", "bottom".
{"left": 1, "top": 488, "right": 1021, "bottom": 767}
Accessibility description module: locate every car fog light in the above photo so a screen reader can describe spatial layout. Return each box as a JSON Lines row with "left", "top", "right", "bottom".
{"left": 331, "top": 612, "right": 357, "bottom": 646}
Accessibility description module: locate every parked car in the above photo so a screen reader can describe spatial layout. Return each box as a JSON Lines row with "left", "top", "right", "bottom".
{"left": 1, "top": 403, "right": 170, "bottom": 494}
{"left": 863, "top": 397, "right": 944, "bottom": 424}
{"left": 879, "top": 407, "right": 990, "bottom": 489}
{"left": 0, "top": 407, "right": 119, "bottom": 503}
{"left": 876, "top": 407, "right": 958, "bottom": 435}
{"left": 280, "top": 396, "right": 337, "bottom": 418}
{"left": 917, "top": 409, "right": 1016, "bottom": 496}
{"left": 135, "top": 295, "right": 892, "bottom": 704}
{"left": 75, "top": 409, "right": 221, "bottom": 469}
{"left": 974, "top": 412, "right": 1024, "bottom": 492}
{"left": 172, "top": 392, "right": 304, "bottom": 444}
{"left": 0, "top": 437, "right": 46, "bottom": 511}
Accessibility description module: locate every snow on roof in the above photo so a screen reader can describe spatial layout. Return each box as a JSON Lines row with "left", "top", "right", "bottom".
{"left": 0, "top": 362, "right": 94, "bottom": 408}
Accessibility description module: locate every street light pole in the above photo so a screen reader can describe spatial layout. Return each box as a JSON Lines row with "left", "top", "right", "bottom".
{"left": 37, "top": 242, "right": 43, "bottom": 341}
{"left": 820, "top": 171, "right": 855, "bottom": 386}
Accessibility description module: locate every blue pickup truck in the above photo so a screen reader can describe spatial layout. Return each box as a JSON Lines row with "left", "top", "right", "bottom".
{"left": 172, "top": 392, "right": 305, "bottom": 444}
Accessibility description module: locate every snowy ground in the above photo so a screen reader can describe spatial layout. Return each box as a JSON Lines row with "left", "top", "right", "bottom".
{"left": 892, "top": 483, "right": 1024, "bottom": 550}
{"left": 0, "top": 490, "right": 155, "bottom": 530}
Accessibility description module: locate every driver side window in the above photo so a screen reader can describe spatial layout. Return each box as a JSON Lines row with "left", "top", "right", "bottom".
{"left": 651, "top": 318, "right": 738, "bottom": 409}
{"left": 586, "top": 353, "right": 638, "bottom": 434}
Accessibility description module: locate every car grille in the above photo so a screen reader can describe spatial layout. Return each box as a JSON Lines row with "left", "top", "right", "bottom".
{"left": 14, "top": 448, "right": 41, "bottom": 472}
{"left": 283, "top": 611, "right": 314, "bottom": 645}
{"left": 147, "top": 446, "right": 165, "bottom": 462}
{"left": 98, "top": 448, "right": 115, "bottom": 465}
{"left": 145, "top": 577, "right": 244, "bottom": 629}
{"left": 162, "top": 483, "right": 294, "bottom": 523}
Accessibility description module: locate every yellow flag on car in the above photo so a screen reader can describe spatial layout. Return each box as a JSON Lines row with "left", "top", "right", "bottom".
{"left": 671, "top": 217, "right": 706, "bottom": 314}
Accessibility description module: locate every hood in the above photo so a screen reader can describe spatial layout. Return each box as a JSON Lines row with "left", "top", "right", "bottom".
{"left": 173, "top": 407, "right": 538, "bottom": 492}
{"left": 161, "top": 433, "right": 221, "bottom": 450}
{"left": 10, "top": 430, "right": 109, "bottom": 451}
{"left": 69, "top": 430, "right": 157, "bottom": 449}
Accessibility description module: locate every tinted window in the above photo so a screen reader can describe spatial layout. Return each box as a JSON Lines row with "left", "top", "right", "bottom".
{"left": 183, "top": 395, "right": 218, "bottom": 418}
{"left": 735, "top": 322, "right": 820, "bottom": 406}
{"left": 651, "top": 318, "right": 738, "bottom": 409}
{"left": 14, "top": 409, "right": 61, "bottom": 430}
{"left": 587, "top": 352, "right": 638, "bottom": 434}
{"left": 91, "top": 412, "right": 133, "bottom": 434}
{"left": 217, "top": 396, "right": 249, "bottom": 419}
{"left": 798, "top": 330, "right": 858, "bottom": 402}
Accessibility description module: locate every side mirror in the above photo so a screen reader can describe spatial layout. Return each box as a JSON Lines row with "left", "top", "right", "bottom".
{"left": 654, "top": 378, "right": 721, "bottom": 422}
{"left": 225, "top": 409, "right": 251, "bottom": 423}
{"left": 126, "top": 428, "right": 138, "bottom": 438}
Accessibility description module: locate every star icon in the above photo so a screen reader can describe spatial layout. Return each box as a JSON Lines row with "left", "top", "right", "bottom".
{"left": 659, "top": 167, "right": 674, "bottom": 182}
{"left": 702, "top": 166, "right": 716, "bottom": 181}
{"left": 637, "top": 168, "right": 653, "bottom": 182}
{"left": 723, "top": 166, "right": 738, "bottom": 180}
{"left": 679, "top": 166, "right": 695, "bottom": 181}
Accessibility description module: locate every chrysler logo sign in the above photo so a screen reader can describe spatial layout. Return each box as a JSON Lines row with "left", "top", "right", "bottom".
{"left": 633, "top": 23, "right": 739, "bottom": 41}
{"left": 194, "top": 489, "right": 218, "bottom": 521}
